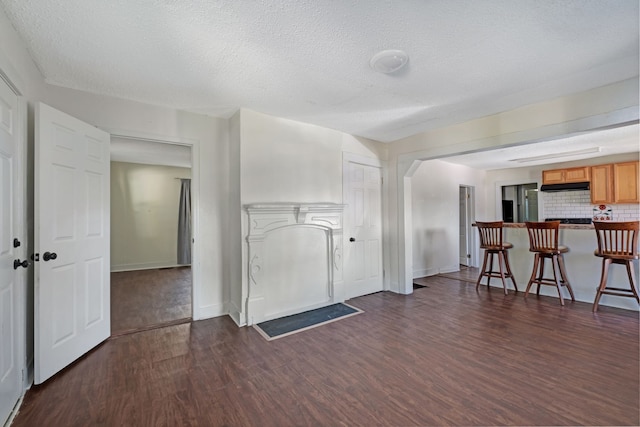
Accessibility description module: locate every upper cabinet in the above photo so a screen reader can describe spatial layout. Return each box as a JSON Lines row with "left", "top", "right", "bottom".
{"left": 590, "top": 164, "right": 613, "bottom": 204}
{"left": 613, "top": 161, "right": 640, "bottom": 203}
{"left": 542, "top": 166, "right": 590, "bottom": 184}
{"left": 590, "top": 161, "right": 639, "bottom": 204}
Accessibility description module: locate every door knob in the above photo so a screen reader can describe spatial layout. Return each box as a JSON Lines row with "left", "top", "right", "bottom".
{"left": 349, "top": 237, "right": 356, "bottom": 242}
{"left": 13, "top": 259, "right": 28, "bottom": 269}
{"left": 43, "top": 251, "right": 58, "bottom": 261}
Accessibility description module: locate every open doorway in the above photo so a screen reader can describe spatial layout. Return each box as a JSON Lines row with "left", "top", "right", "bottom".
{"left": 459, "top": 185, "right": 475, "bottom": 267}
{"left": 109, "top": 138, "right": 193, "bottom": 336}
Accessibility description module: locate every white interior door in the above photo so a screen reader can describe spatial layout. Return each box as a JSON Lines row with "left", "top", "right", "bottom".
{"left": 344, "top": 161, "right": 383, "bottom": 298}
{"left": 459, "top": 186, "right": 471, "bottom": 266}
{"left": 0, "top": 77, "right": 22, "bottom": 424}
{"left": 35, "top": 103, "right": 110, "bottom": 384}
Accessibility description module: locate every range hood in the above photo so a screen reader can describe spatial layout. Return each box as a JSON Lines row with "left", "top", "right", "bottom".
{"left": 540, "top": 182, "right": 590, "bottom": 192}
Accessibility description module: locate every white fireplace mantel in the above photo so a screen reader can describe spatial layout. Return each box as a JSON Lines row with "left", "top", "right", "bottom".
{"left": 244, "top": 203, "right": 345, "bottom": 325}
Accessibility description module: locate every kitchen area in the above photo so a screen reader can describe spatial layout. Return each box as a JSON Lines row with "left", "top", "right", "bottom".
{"left": 497, "top": 160, "right": 639, "bottom": 311}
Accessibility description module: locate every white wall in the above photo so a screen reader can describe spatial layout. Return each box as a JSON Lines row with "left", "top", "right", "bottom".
{"left": 411, "top": 159, "right": 486, "bottom": 278}
{"left": 110, "top": 162, "right": 191, "bottom": 272}
{"left": 234, "top": 109, "right": 386, "bottom": 325}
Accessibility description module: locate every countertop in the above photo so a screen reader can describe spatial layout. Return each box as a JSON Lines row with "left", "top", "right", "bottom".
{"left": 502, "top": 222, "right": 594, "bottom": 230}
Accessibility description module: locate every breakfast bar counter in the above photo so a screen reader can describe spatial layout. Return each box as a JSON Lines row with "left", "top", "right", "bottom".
{"left": 482, "top": 223, "right": 639, "bottom": 311}
{"left": 502, "top": 222, "right": 594, "bottom": 230}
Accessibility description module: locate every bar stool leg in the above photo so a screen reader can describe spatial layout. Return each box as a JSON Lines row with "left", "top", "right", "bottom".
{"left": 525, "top": 253, "right": 540, "bottom": 299}
{"left": 625, "top": 261, "right": 640, "bottom": 303}
{"left": 497, "top": 252, "right": 508, "bottom": 295}
{"left": 593, "top": 258, "right": 612, "bottom": 312}
{"left": 551, "top": 254, "right": 565, "bottom": 306}
{"left": 536, "top": 257, "right": 546, "bottom": 296}
{"left": 476, "top": 250, "right": 490, "bottom": 291}
{"left": 557, "top": 254, "right": 575, "bottom": 301}
{"left": 487, "top": 252, "right": 495, "bottom": 291}
{"left": 503, "top": 250, "right": 518, "bottom": 292}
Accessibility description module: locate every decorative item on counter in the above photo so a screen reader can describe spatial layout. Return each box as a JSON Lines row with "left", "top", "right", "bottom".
{"left": 592, "top": 204, "right": 612, "bottom": 221}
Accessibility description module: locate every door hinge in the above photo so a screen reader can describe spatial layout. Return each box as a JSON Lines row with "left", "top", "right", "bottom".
{"left": 467, "top": 254, "right": 471, "bottom": 258}
{"left": 383, "top": 269, "right": 385, "bottom": 278}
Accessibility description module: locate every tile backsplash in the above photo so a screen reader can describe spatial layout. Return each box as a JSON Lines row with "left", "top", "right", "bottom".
{"left": 543, "top": 190, "right": 640, "bottom": 220}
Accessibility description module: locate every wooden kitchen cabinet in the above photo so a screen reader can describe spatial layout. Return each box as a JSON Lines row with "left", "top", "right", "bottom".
{"left": 590, "top": 164, "right": 613, "bottom": 204}
{"left": 542, "top": 166, "right": 590, "bottom": 184}
{"left": 613, "top": 161, "right": 640, "bottom": 203}
{"left": 590, "top": 161, "right": 639, "bottom": 204}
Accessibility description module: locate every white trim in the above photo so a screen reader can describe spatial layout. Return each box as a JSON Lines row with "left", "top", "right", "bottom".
{"left": 459, "top": 185, "right": 477, "bottom": 267}
{"left": 198, "top": 303, "right": 227, "bottom": 319}
{"left": 226, "top": 301, "right": 244, "bottom": 327}
{"left": 0, "top": 49, "right": 26, "bottom": 96}
{"left": 439, "top": 264, "right": 462, "bottom": 274}
{"left": 15, "top": 95, "right": 27, "bottom": 392}
{"left": 413, "top": 268, "right": 438, "bottom": 279}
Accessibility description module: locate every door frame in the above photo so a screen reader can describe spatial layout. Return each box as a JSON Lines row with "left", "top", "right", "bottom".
{"left": 106, "top": 130, "right": 202, "bottom": 320}
{"left": 459, "top": 185, "right": 477, "bottom": 267}
{"left": 342, "top": 152, "right": 388, "bottom": 292}
{"left": 0, "top": 67, "right": 28, "bottom": 419}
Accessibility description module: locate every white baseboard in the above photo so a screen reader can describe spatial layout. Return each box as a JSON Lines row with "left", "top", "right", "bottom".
{"left": 226, "top": 301, "right": 245, "bottom": 327}
{"left": 194, "top": 302, "right": 226, "bottom": 321}
{"left": 439, "top": 264, "right": 461, "bottom": 274}
{"left": 413, "top": 268, "right": 438, "bottom": 279}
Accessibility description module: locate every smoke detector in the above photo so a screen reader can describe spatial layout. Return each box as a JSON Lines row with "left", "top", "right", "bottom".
{"left": 369, "top": 49, "right": 409, "bottom": 74}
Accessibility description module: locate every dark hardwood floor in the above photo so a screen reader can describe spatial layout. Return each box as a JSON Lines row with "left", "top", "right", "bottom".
{"left": 111, "top": 267, "right": 192, "bottom": 336}
{"left": 432, "top": 264, "right": 479, "bottom": 284}
{"left": 13, "top": 274, "right": 639, "bottom": 426}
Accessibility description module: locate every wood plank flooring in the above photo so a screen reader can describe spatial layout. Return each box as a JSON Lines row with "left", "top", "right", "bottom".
{"left": 13, "top": 275, "right": 639, "bottom": 426}
{"left": 111, "top": 267, "right": 192, "bottom": 336}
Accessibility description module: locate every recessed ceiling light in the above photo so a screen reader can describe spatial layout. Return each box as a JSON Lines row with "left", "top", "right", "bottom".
{"left": 370, "top": 49, "right": 409, "bottom": 74}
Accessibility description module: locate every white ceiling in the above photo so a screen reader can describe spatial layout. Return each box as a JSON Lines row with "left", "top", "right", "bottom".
{"left": 440, "top": 123, "right": 640, "bottom": 170}
{"left": 2, "top": 0, "right": 638, "bottom": 145}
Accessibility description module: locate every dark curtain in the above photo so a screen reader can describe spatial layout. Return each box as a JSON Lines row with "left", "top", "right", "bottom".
{"left": 177, "top": 178, "right": 191, "bottom": 265}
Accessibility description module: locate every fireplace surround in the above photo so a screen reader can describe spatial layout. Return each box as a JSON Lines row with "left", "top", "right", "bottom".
{"left": 244, "top": 203, "right": 345, "bottom": 325}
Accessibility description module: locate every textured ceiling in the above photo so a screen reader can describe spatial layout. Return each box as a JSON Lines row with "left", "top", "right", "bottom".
{"left": 1, "top": 0, "right": 638, "bottom": 142}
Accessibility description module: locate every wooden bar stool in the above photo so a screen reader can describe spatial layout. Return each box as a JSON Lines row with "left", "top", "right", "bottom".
{"left": 475, "top": 221, "right": 518, "bottom": 295}
{"left": 592, "top": 221, "right": 640, "bottom": 312}
{"left": 524, "top": 221, "right": 575, "bottom": 306}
